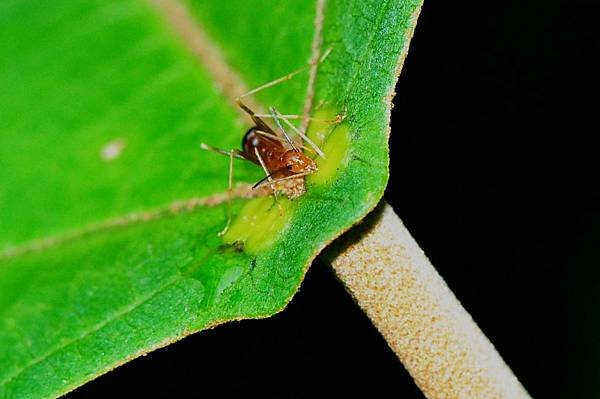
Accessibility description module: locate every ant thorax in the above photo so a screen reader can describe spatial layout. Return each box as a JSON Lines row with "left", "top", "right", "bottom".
{"left": 242, "top": 127, "right": 316, "bottom": 199}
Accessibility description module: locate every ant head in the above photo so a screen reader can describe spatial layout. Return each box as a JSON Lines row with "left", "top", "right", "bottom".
{"left": 283, "top": 150, "right": 317, "bottom": 174}
{"left": 242, "top": 127, "right": 260, "bottom": 149}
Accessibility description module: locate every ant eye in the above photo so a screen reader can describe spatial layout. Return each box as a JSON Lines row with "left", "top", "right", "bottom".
{"left": 242, "top": 127, "right": 256, "bottom": 148}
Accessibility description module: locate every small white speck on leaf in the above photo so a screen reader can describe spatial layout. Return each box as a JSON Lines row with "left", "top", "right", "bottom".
{"left": 101, "top": 138, "right": 126, "bottom": 161}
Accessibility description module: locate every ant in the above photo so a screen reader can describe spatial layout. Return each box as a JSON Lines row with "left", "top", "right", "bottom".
{"left": 201, "top": 50, "right": 331, "bottom": 235}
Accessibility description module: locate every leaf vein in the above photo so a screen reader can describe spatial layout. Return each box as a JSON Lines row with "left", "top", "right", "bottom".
{"left": 0, "top": 184, "right": 264, "bottom": 262}
{"left": 0, "top": 274, "right": 181, "bottom": 389}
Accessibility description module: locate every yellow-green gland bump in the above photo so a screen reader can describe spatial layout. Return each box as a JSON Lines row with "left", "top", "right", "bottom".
{"left": 306, "top": 108, "right": 351, "bottom": 186}
{"left": 223, "top": 196, "right": 293, "bottom": 252}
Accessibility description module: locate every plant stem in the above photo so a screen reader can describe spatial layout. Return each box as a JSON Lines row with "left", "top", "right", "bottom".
{"left": 323, "top": 201, "right": 531, "bottom": 399}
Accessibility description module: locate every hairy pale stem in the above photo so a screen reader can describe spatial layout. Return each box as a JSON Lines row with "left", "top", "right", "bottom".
{"left": 323, "top": 201, "right": 530, "bottom": 399}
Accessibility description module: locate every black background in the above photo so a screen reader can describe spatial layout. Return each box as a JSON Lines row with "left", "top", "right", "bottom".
{"left": 70, "top": 0, "right": 598, "bottom": 398}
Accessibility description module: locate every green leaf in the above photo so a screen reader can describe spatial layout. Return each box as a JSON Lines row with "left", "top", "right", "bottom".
{"left": 0, "top": 0, "right": 422, "bottom": 397}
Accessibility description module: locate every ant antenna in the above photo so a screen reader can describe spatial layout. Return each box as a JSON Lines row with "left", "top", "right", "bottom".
{"left": 253, "top": 147, "right": 280, "bottom": 197}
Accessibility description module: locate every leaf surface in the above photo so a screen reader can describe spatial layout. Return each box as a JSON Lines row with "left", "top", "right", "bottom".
{"left": 0, "top": 0, "right": 422, "bottom": 397}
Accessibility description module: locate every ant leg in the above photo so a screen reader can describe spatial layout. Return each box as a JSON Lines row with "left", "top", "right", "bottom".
{"left": 272, "top": 108, "right": 325, "bottom": 159}
{"left": 235, "top": 47, "right": 333, "bottom": 124}
{"left": 269, "top": 106, "right": 298, "bottom": 150}
{"left": 234, "top": 98, "right": 274, "bottom": 137}
{"left": 254, "top": 170, "right": 314, "bottom": 189}
{"left": 253, "top": 147, "right": 284, "bottom": 214}
{"left": 252, "top": 166, "right": 291, "bottom": 189}
{"left": 253, "top": 147, "right": 276, "bottom": 195}
{"left": 250, "top": 112, "right": 326, "bottom": 158}
{"left": 218, "top": 150, "right": 235, "bottom": 236}
{"left": 200, "top": 143, "right": 246, "bottom": 160}
{"left": 254, "top": 130, "right": 313, "bottom": 152}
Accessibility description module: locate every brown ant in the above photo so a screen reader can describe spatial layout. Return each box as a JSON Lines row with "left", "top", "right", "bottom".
{"left": 201, "top": 51, "right": 331, "bottom": 235}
